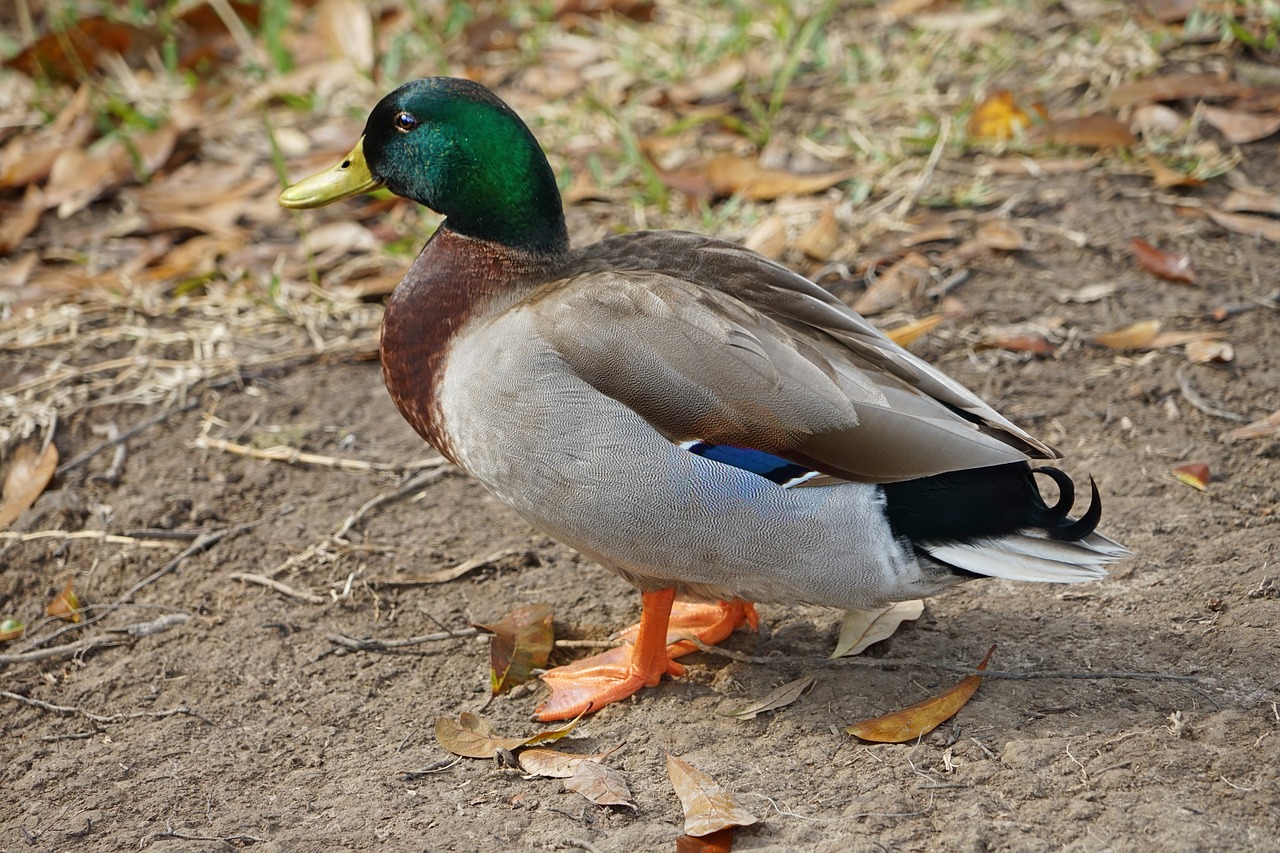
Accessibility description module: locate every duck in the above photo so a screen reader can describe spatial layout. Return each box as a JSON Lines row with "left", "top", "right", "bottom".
{"left": 279, "top": 77, "right": 1127, "bottom": 722}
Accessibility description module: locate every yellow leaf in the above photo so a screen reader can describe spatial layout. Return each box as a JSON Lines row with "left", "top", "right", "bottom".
{"left": 47, "top": 578, "right": 81, "bottom": 623}
{"left": 433, "top": 711, "right": 581, "bottom": 759}
{"left": 884, "top": 315, "right": 943, "bottom": 348}
{"left": 1093, "top": 320, "right": 1161, "bottom": 350}
{"left": 1172, "top": 463, "right": 1210, "bottom": 491}
{"left": 967, "top": 90, "right": 1032, "bottom": 141}
{"left": 846, "top": 645, "right": 994, "bottom": 742}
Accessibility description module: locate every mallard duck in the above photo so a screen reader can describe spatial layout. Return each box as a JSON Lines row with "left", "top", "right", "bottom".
{"left": 280, "top": 77, "right": 1126, "bottom": 721}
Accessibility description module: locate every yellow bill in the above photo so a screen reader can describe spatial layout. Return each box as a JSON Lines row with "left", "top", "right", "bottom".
{"left": 278, "top": 138, "right": 383, "bottom": 208}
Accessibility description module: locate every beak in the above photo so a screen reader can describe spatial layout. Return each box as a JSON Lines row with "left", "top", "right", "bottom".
{"left": 278, "top": 138, "right": 384, "bottom": 208}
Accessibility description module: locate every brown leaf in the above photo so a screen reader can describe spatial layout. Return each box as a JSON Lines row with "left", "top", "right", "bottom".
{"left": 831, "top": 600, "right": 925, "bottom": 658}
{"left": 975, "top": 221, "right": 1026, "bottom": 251}
{"left": 563, "top": 760, "right": 635, "bottom": 808}
{"left": 1207, "top": 209, "right": 1280, "bottom": 243}
{"left": 0, "top": 86, "right": 94, "bottom": 190}
{"left": 742, "top": 215, "right": 787, "bottom": 260}
{"left": 852, "top": 253, "right": 931, "bottom": 316}
{"left": 1145, "top": 155, "right": 1204, "bottom": 189}
{"left": 729, "top": 675, "right": 815, "bottom": 720}
{"left": 1221, "top": 189, "right": 1280, "bottom": 216}
{"left": 0, "top": 619, "right": 24, "bottom": 642}
{"left": 517, "top": 745, "right": 622, "bottom": 778}
{"left": 967, "top": 90, "right": 1033, "bottom": 141}
{"left": 676, "top": 828, "right": 736, "bottom": 853}
{"left": 666, "top": 753, "right": 759, "bottom": 837}
{"left": 1223, "top": 410, "right": 1280, "bottom": 443}
{"left": 1185, "top": 340, "right": 1234, "bottom": 364}
{"left": 476, "top": 603, "right": 555, "bottom": 695}
{"left": 1201, "top": 106, "right": 1280, "bottom": 145}
{"left": 1139, "top": 0, "right": 1196, "bottom": 23}
{"left": 1026, "top": 115, "right": 1136, "bottom": 149}
{"left": 433, "top": 712, "right": 580, "bottom": 759}
{"left": 706, "top": 154, "right": 852, "bottom": 201}
{"left": 5, "top": 18, "right": 154, "bottom": 83}
{"left": 884, "top": 315, "right": 944, "bottom": 348}
{"left": 1093, "top": 320, "right": 1162, "bottom": 350}
{"left": 1, "top": 440, "right": 59, "bottom": 530}
{"left": 1109, "top": 73, "right": 1249, "bottom": 108}
{"left": 317, "top": 0, "right": 375, "bottom": 73}
{"left": 1172, "top": 462, "right": 1210, "bottom": 491}
{"left": 978, "top": 332, "right": 1057, "bottom": 355}
{"left": 47, "top": 579, "right": 82, "bottom": 623}
{"left": 898, "top": 214, "right": 956, "bottom": 248}
{"left": 795, "top": 202, "right": 841, "bottom": 260}
{"left": 1146, "top": 330, "right": 1227, "bottom": 349}
{"left": 846, "top": 645, "right": 994, "bottom": 742}
{"left": 0, "top": 185, "right": 45, "bottom": 254}
{"left": 1130, "top": 237, "right": 1197, "bottom": 284}
{"left": 664, "top": 60, "right": 745, "bottom": 104}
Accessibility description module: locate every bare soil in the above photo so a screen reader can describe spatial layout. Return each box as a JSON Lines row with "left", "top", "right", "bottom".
{"left": 4, "top": 22, "right": 1280, "bottom": 853}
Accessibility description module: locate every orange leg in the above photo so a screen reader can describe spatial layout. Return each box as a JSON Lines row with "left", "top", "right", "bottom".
{"left": 536, "top": 591, "right": 758, "bottom": 722}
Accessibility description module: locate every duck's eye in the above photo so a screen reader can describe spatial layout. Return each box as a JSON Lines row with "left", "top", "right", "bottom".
{"left": 393, "top": 111, "right": 418, "bottom": 133}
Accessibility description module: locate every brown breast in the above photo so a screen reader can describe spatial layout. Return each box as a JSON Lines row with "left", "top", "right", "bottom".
{"left": 379, "top": 227, "right": 564, "bottom": 463}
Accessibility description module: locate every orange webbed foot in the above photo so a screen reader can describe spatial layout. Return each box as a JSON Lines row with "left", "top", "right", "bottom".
{"left": 535, "top": 593, "right": 759, "bottom": 722}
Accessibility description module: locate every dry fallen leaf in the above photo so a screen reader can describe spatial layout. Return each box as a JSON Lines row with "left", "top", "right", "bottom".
{"left": 0, "top": 619, "right": 25, "bottom": 642}
{"left": 1093, "top": 320, "right": 1162, "bottom": 350}
{"left": 1172, "top": 463, "right": 1210, "bottom": 491}
{"left": 1130, "top": 237, "right": 1197, "bottom": 285}
{"left": 1026, "top": 115, "right": 1136, "bottom": 149}
{"left": 795, "top": 202, "right": 841, "bottom": 261}
{"left": 885, "top": 315, "right": 944, "bottom": 348}
{"left": 729, "top": 675, "right": 815, "bottom": 720}
{"left": 1221, "top": 188, "right": 1280, "bottom": 216}
{"left": 0, "top": 440, "right": 59, "bottom": 531}
{"left": 1222, "top": 410, "right": 1280, "bottom": 443}
{"left": 433, "top": 711, "right": 579, "bottom": 759}
{"left": 1145, "top": 155, "right": 1205, "bottom": 189}
{"left": 517, "top": 745, "right": 622, "bottom": 778}
{"left": 846, "top": 645, "right": 994, "bottom": 743}
{"left": 1055, "top": 282, "right": 1117, "bottom": 304}
{"left": 967, "top": 90, "right": 1033, "bottom": 140}
{"left": 6, "top": 17, "right": 154, "bottom": 82}
{"left": 476, "top": 603, "right": 555, "bottom": 695}
{"left": 676, "top": 827, "right": 736, "bottom": 853}
{"left": 317, "top": 0, "right": 375, "bottom": 73}
{"left": 978, "top": 332, "right": 1057, "bottom": 356}
{"left": 975, "top": 221, "right": 1026, "bottom": 252}
{"left": 1201, "top": 106, "right": 1280, "bottom": 145}
{"left": 47, "top": 578, "right": 82, "bottom": 623}
{"left": 1185, "top": 339, "right": 1233, "bottom": 364}
{"left": 705, "top": 154, "right": 852, "bottom": 201}
{"left": 853, "top": 253, "right": 931, "bottom": 316}
{"left": 1207, "top": 209, "right": 1280, "bottom": 243}
{"left": 742, "top": 215, "right": 787, "bottom": 259}
{"left": 665, "top": 753, "right": 759, "bottom": 837}
{"left": 832, "top": 600, "right": 925, "bottom": 658}
{"left": 563, "top": 760, "right": 635, "bottom": 809}
{"left": 1108, "top": 73, "right": 1248, "bottom": 109}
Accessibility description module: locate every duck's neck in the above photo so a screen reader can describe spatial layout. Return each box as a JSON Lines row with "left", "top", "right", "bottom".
{"left": 380, "top": 226, "right": 565, "bottom": 462}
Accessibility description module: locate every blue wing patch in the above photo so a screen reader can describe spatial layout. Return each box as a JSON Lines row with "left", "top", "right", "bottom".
{"left": 681, "top": 441, "right": 819, "bottom": 488}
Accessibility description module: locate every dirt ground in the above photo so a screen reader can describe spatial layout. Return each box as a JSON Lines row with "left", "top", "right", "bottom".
{"left": 4, "top": 6, "right": 1280, "bottom": 853}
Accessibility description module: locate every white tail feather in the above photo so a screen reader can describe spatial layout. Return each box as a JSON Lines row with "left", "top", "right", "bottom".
{"left": 924, "top": 531, "right": 1128, "bottom": 584}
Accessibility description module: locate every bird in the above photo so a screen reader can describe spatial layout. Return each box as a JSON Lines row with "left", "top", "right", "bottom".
{"left": 279, "top": 77, "right": 1127, "bottom": 722}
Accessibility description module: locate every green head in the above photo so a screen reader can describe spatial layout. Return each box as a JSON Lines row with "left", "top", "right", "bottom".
{"left": 280, "top": 77, "right": 568, "bottom": 254}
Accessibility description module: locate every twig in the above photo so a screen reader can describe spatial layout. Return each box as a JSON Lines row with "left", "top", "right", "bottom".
{"left": 896, "top": 114, "right": 950, "bottom": 220}
{"left": 56, "top": 398, "right": 202, "bottom": 476}
{"left": 0, "top": 530, "right": 176, "bottom": 548}
{"left": 0, "top": 637, "right": 127, "bottom": 665}
{"left": 685, "top": 640, "right": 1204, "bottom": 683}
{"left": 333, "top": 465, "right": 454, "bottom": 541}
{"left": 1175, "top": 365, "right": 1250, "bottom": 423}
{"left": 141, "top": 824, "right": 263, "bottom": 847}
{"left": 228, "top": 572, "right": 327, "bottom": 604}
{"left": 118, "top": 510, "right": 290, "bottom": 603}
{"left": 0, "top": 690, "right": 211, "bottom": 725}
{"left": 192, "top": 432, "right": 446, "bottom": 474}
{"left": 326, "top": 627, "right": 480, "bottom": 652}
